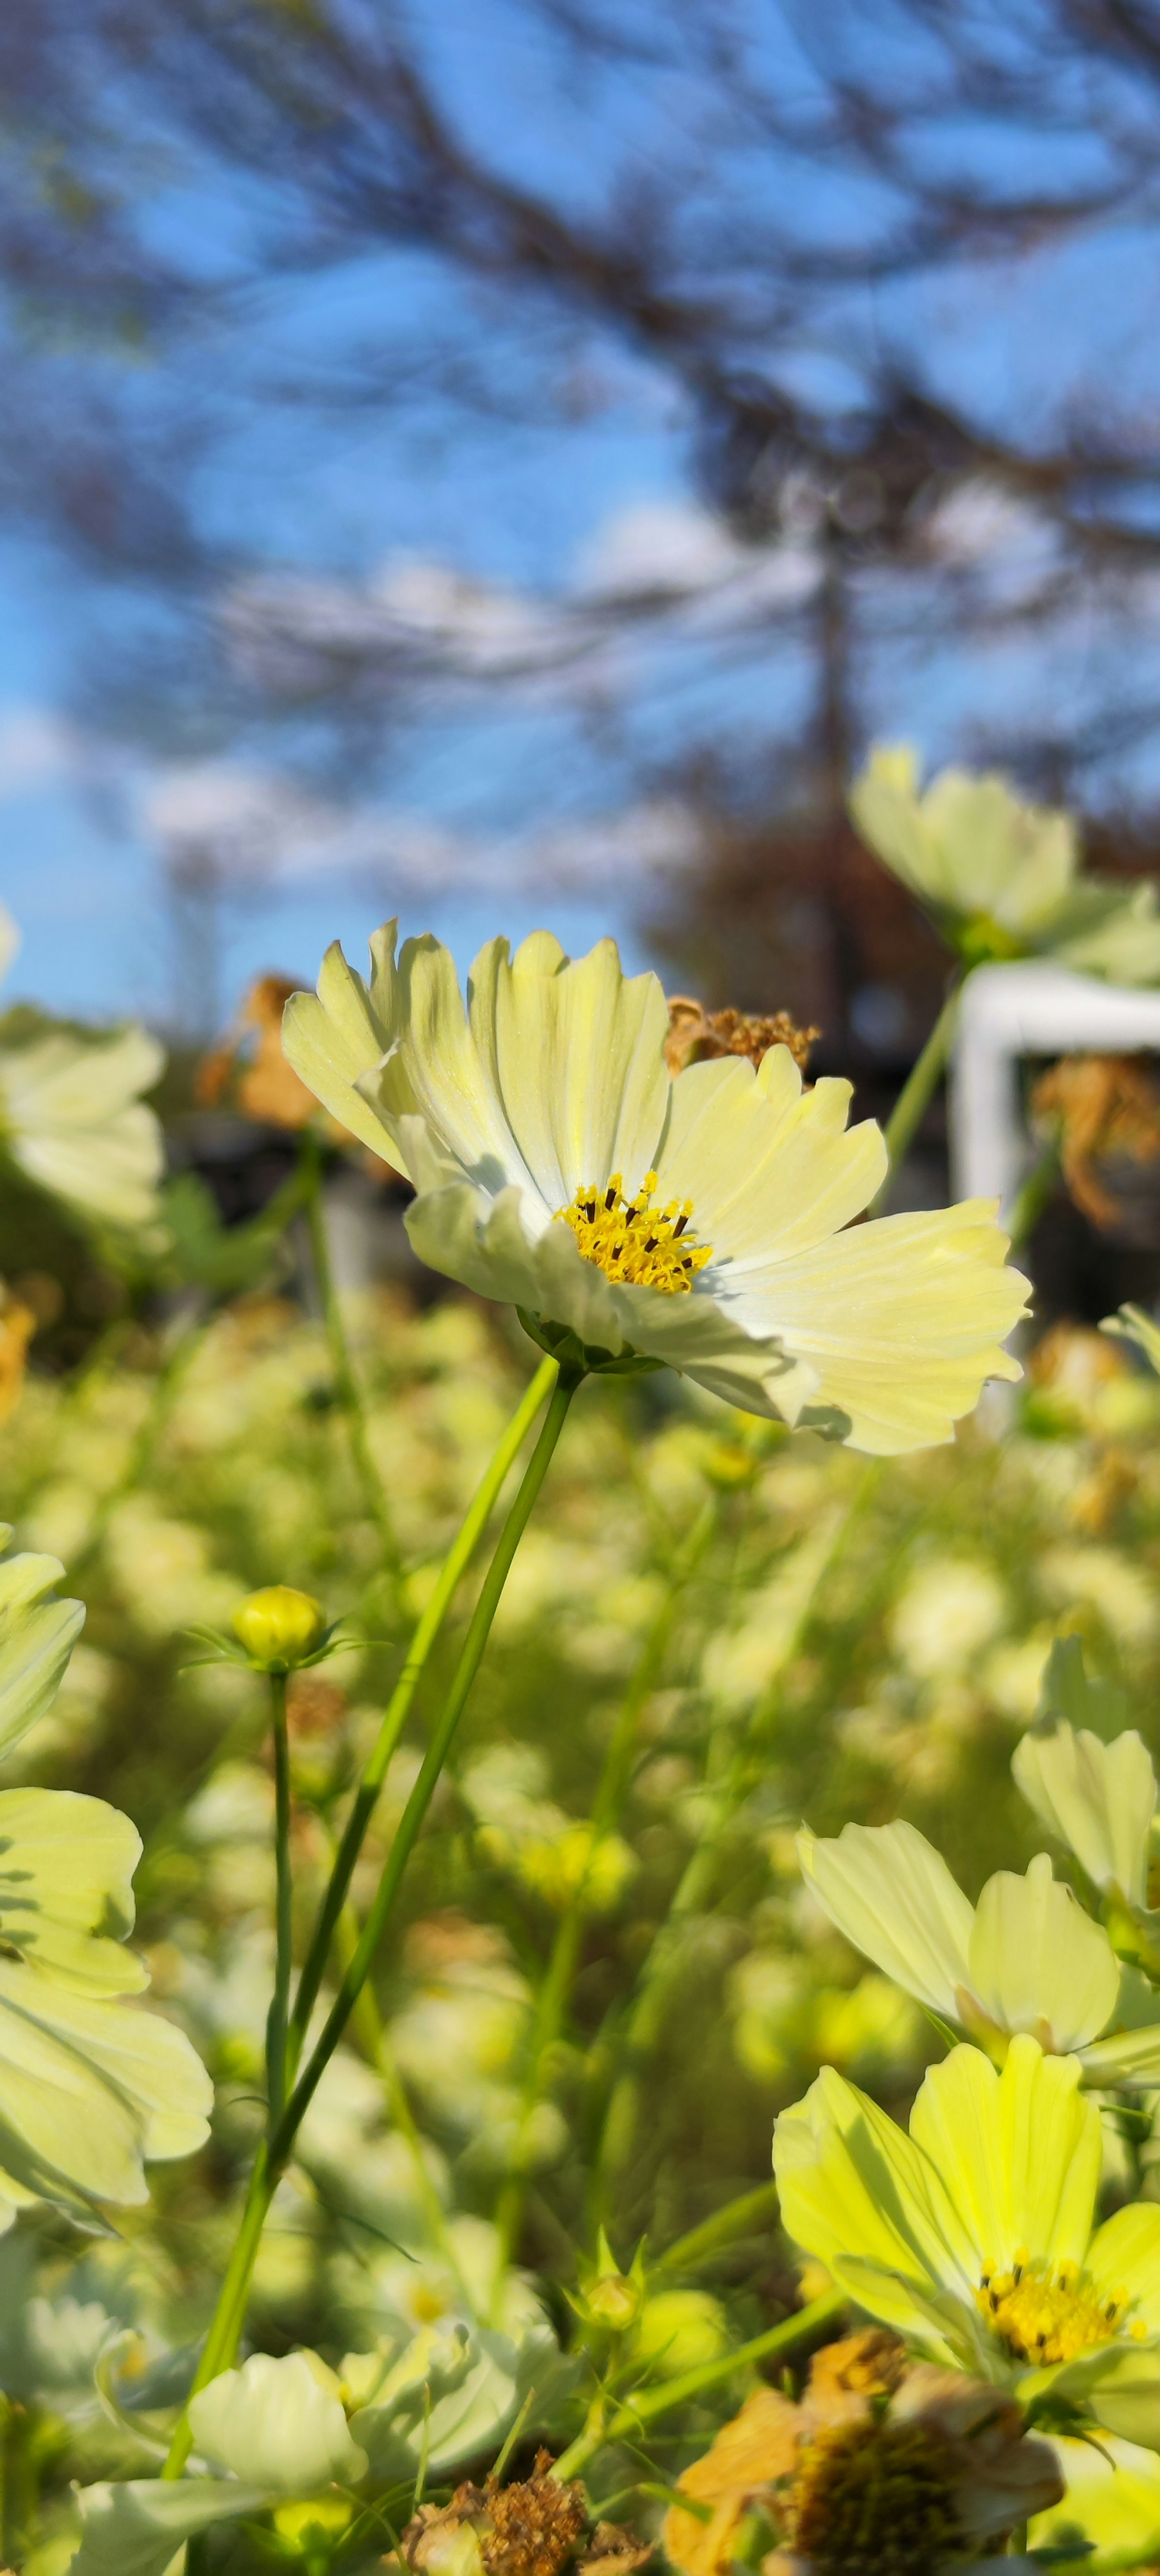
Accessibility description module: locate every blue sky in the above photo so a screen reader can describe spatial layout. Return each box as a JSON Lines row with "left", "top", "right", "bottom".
{"left": 7, "top": 0, "right": 1160, "bottom": 1030}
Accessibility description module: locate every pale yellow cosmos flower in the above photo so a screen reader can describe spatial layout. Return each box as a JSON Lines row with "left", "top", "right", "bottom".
{"left": 797, "top": 1820, "right": 1160, "bottom": 2085}
{"left": 284, "top": 925, "right": 1029, "bottom": 1452}
{"left": 0, "top": 900, "right": 164, "bottom": 1226}
{"left": 773, "top": 2035, "right": 1160, "bottom": 2443}
{"left": 850, "top": 746, "right": 1160, "bottom": 979}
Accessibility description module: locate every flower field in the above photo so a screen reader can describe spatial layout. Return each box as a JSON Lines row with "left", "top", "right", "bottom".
{"left": 8, "top": 769, "right": 1160, "bottom": 2570}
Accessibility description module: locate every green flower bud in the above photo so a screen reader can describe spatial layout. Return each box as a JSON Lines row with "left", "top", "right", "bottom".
{"left": 583, "top": 2269, "right": 642, "bottom": 2331}
{"left": 232, "top": 1585, "right": 326, "bottom": 1671}
{"left": 632, "top": 2288, "right": 728, "bottom": 2378}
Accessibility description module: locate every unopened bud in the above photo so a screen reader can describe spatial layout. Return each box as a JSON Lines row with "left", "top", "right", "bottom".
{"left": 632, "top": 2289, "right": 728, "bottom": 2378}
{"left": 232, "top": 1585, "right": 326, "bottom": 1671}
{"left": 583, "top": 2271, "right": 641, "bottom": 2332}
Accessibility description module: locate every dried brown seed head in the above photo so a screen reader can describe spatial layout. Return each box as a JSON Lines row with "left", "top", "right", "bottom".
{"left": 664, "top": 996, "right": 819, "bottom": 1080}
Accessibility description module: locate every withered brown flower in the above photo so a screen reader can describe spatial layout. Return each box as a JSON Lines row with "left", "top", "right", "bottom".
{"left": 662, "top": 2329, "right": 1061, "bottom": 2576}
{"left": 664, "top": 997, "right": 820, "bottom": 1081}
{"left": 402, "top": 2455, "right": 591, "bottom": 2576}
{"left": 1030, "top": 1052, "right": 1160, "bottom": 1231}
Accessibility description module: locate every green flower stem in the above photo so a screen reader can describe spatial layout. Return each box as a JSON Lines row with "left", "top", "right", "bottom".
{"left": 300, "top": 1129, "right": 400, "bottom": 1571}
{"left": 551, "top": 2288, "right": 846, "bottom": 2484}
{"left": 265, "top": 1672, "right": 293, "bottom": 2128}
{"left": 273, "top": 1365, "right": 583, "bottom": 2162}
{"left": 331, "top": 1889, "right": 455, "bottom": 2262}
{"left": 869, "top": 974, "right": 963, "bottom": 1212}
{"left": 650, "top": 2179, "right": 782, "bottom": 2281}
{"left": 162, "top": 2147, "right": 273, "bottom": 2475}
{"left": 1005, "top": 1143, "right": 1059, "bottom": 1248}
{"left": 166, "top": 1365, "right": 582, "bottom": 2465}
{"left": 285, "top": 1352, "right": 559, "bottom": 2074}
{"left": 491, "top": 1495, "right": 718, "bottom": 2286}
{"left": 594, "top": 1467, "right": 879, "bottom": 2204}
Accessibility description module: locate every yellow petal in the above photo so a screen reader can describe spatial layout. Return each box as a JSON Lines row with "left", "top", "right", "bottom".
{"left": 726, "top": 1199, "right": 1029, "bottom": 1454}
{"left": 281, "top": 928, "right": 404, "bottom": 1164}
{"left": 908, "top": 2036, "right": 1100, "bottom": 2276}
{"left": 797, "top": 1820, "right": 974, "bottom": 2023}
{"left": 1012, "top": 1719, "right": 1155, "bottom": 1908}
{"left": 967, "top": 1854, "right": 1120, "bottom": 2053}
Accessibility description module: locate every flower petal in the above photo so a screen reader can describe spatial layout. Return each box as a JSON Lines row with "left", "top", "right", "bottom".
{"left": 190, "top": 2350, "right": 367, "bottom": 2489}
{"left": 908, "top": 2036, "right": 1100, "bottom": 2276}
{"left": 1031, "top": 2432, "right": 1160, "bottom": 2558}
{"left": 773, "top": 2065, "right": 977, "bottom": 2309}
{"left": 1012, "top": 1719, "right": 1155, "bottom": 1908}
{"left": 0, "top": 1788, "right": 146, "bottom": 1995}
{"left": 967, "top": 1855, "right": 1120, "bottom": 2053}
{"left": 68, "top": 2478, "right": 279, "bottom": 2576}
{"left": 281, "top": 927, "right": 403, "bottom": 1162}
{"left": 796, "top": 1821, "right": 974, "bottom": 2023}
{"left": 723, "top": 1200, "right": 1029, "bottom": 1455}
{"left": 0, "top": 1029, "right": 164, "bottom": 1225}
{"left": 473, "top": 931, "right": 671, "bottom": 1210}
{"left": 0, "top": 1962, "right": 211, "bottom": 2204}
{"left": 1088, "top": 2203, "right": 1160, "bottom": 2338}
{"left": 655, "top": 1050, "right": 885, "bottom": 1266}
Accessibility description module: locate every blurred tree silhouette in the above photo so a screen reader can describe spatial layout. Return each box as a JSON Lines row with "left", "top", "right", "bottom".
{"left": 8, "top": 2, "right": 1160, "bottom": 1049}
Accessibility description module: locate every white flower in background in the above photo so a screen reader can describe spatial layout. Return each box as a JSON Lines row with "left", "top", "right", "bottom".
{"left": 1014, "top": 1716, "right": 1155, "bottom": 1912}
{"left": 797, "top": 1820, "right": 1160, "bottom": 2083}
{"left": 284, "top": 925, "right": 1029, "bottom": 1453}
{"left": 850, "top": 747, "right": 1160, "bottom": 980}
{"left": 69, "top": 2350, "right": 367, "bottom": 2576}
{"left": 0, "top": 902, "right": 164, "bottom": 1227}
{"left": 0, "top": 1536, "right": 212, "bottom": 2225}
{"left": 1105, "top": 1301, "right": 1160, "bottom": 1377}
{"left": 0, "top": 1531, "right": 85, "bottom": 1760}
{"left": 889, "top": 1557, "right": 1008, "bottom": 1681}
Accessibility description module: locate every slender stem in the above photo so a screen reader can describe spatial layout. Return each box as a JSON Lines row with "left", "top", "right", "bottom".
{"left": 650, "top": 2180, "right": 782, "bottom": 2281}
{"left": 265, "top": 1673, "right": 293, "bottom": 2128}
{"left": 300, "top": 1130, "right": 399, "bottom": 1570}
{"left": 274, "top": 1367, "right": 582, "bottom": 2162}
{"left": 286, "top": 1353, "right": 558, "bottom": 2074}
{"left": 551, "top": 2289, "right": 846, "bottom": 2484}
{"left": 331, "top": 1891, "right": 455, "bottom": 2263}
{"left": 492, "top": 1496, "right": 718, "bottom": 2282}
{"left": 869, "top": 974, "right": 963, "bottom": 1211}
{"left": 1006, "top": 1143, "right": 1058, "bottom": 1247}
{"left": 169, "top": 1367, "right": 582, "bottom": 2446}
{"left": 162, "top": 2148, "right": 273, "bottom": 2475}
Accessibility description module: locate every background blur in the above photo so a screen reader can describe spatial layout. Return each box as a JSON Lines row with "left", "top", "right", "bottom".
{"left": 5, "top": 0, "right": 1160, "bottom": 1073}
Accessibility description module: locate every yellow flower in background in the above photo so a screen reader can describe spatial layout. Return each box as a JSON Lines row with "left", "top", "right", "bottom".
{"left": 0, "top": 1537, "right": 213, "bottom": 2227}
{"left": 285, "top": 925, "right": 1029, "bottom": 1452}
{"left": 1105, "top": 1301, "right": 1160, "bottom": 1377}
{"left": 850, "top": 746, "right": 1160, "bottom": 978}
{"left": 0, "top": 900, "right": 164, "bottom": 1227}
{"left": 0, "top": 1282, "right": 34, "bottom": 1423}
{"left": 797, "top": 1820, "right": 1160, "bottom": 2084}
{"left": 774, "top": 2035, "right": 1160, "bottom": 2445}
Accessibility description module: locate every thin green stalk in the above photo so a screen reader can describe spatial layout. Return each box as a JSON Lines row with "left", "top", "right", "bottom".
{"left": 166, "top": 1366, "right": 582, "bottom": 2459}
{"left": 331, "top": 1890, "right": 454, "bottom": 2262}
{"left": 163, "top": 2149, "right": 273, "bottom": 2475}
{"left": 265, "top": 1673, "right": 293, "bottom": 2128}
{"left": 650, "top": 2180, "right": 781, "bottom": 2280}
{"left": 869, "top": 975, "right": 963, "bottom": 1211}
{"left": 274, "top": 1366, "right": 582, "bottom": 2160}
{"left": 286, "top": 1352, "right": 558, "bottom": 2073}
{"left": 300, "top": 1130, "right": 399, "bottom": 1569}
{"left": 1006, "top": 1143, "right": 1058, "bottom": 1248}
{"left": 492, "top": 1496, "right": 718, "bottom": 2282}
{"left": 551, "top": 2289, "right": 846, "bottom": 2483}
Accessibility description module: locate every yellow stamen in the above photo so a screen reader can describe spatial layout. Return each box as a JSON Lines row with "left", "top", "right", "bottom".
{"left": 556, "top": 1171, "right": 713, "bottom": 1296}
{"left": 976, "top": 2258, "right": 1131, "bottom": 2365}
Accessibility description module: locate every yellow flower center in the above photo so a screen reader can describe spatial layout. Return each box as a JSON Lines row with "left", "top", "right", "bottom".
{"left": 976, "top": 2250, "right": 1141, "bottom": 2364}
{"left": 790, "top": 2419, "right": 966, "bottom": 2573}
{"left": 556, "top": 1171, "right": 713, "bottom": 1295}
